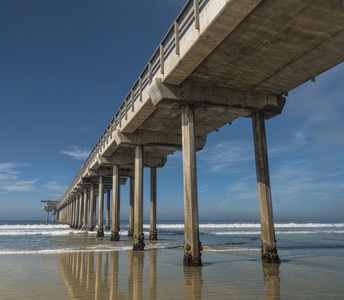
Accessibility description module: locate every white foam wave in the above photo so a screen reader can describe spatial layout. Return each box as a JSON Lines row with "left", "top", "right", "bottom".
{"left": 144, "top": 222, "right": 344, "bottom": 229}
{"left": 0, "top": 230, "right": 86, "bottom": 236}
{"left": 212, "top": 230, "right": 344, "bottom": 235}
{"left": 0, "top": 224, "right": 70, "bottom": 229}
{"left": 204, "top": 247, "right": 261, "bottom": 252}
{"left": 0, "top": 246, "right": 133, "bottom": 255}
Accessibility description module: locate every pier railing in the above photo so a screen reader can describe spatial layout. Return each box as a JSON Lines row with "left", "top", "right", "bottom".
{"left": 59, "top": 0, "right": 209, "bottom": 208}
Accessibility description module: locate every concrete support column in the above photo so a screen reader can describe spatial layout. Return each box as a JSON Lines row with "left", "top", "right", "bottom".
{"left": 52, "top": 213, "right": 55, "bottom": 224}
{"left": 75, "top": 198, "right": 79, "bottom": 229}
{"left": 93, "top": 195, "right": 96, "bottom": 227}
{"left": 133, "top": 145, "right": 145, "bottom": 251}
{"left": 97, "top": 176, "right": 105, "bottom": 237}
{"left": 68, "top": 203, "right": 72, "bottom": 226}
{"left": 149, "top": 167, "right": 157, "bottom": 240}
{"left": 252, "top": 112, "right": 280, "bottom": 263}
{"left": 128, "top": 177, "right": 135, "bottom": 237}
{"left": 111, "top": 165, "right": 120, "bottom": 241}
{"left": 78, "top": 194, "right": 83, "bottom": 229}
{"left": 71, "top": 202, "right": 74, "bottom": 226}
{"left": 68, "top": 203, "right": 72, "bottom": 225}
{"left": 72, "top": 199, "right": 77, "bottom": 228}
{"left": 182, "top": 105, "right": 202, "bottom": 267}
{"left": 88, "top": 183, "right": 95, "bottom": 231}
{"left": 105, "top": 188, "right": 111, "bottom": 230}
{"left": 46, "top": 211, "right": 49, "bottom": 224}
{"left": 83, "top": 189, "right": 88, "bottom": 230}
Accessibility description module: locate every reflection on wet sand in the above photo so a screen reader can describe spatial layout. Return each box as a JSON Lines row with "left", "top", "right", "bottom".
{"left": 262, "top": 261, "right": 281, "bottom": 300}
{"left": 58, "top": 251, "right": 281, "bottom": 299}
{"left": 184, "top": 265, "right": 203, "bottom": 299}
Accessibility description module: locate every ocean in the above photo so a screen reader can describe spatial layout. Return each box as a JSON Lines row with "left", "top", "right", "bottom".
{"left": 0, "top": 220, "right": 343, "bottom": 299}
{"left": 0, "top": 220, "right": 343, "bottom": 254}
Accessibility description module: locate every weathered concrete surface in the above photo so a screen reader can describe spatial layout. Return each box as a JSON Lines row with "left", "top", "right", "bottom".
{"left": 133, "top": 145, "right": 145, "bottom": 251}
{"left": 111, "top": 165, "right": 120, "bottom": 241}
{"left": 128, "top": 177, "right": 135, "bottom": 237}
{"left": 97, "top": 176, "right": 105, "bottom": 237}
{"left": 88, "top": 183, "right": 95, "bottom": 231}
{"left": 149, "top": 167, "right": 157, "bottom": 241}
{"left": 252, "top": 112, "right": 280, "bottom": 263}
{"left": 82, "top": 189, "right": 88, "bottom": 230}
{"left": 182, "top": 105, "right": 202, "bottom": 267}
{"left": 186, "top": 0, "right": 344, "bottom": 95}
{"left": 105, "top": 189, "right": 111, "bottom": 230}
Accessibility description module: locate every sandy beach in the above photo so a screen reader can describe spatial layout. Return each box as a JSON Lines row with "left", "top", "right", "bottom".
{"left": 0, "top": 248, "right": 343, "bottom": 299}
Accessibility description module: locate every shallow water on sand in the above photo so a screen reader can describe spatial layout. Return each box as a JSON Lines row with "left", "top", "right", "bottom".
{"left": 0, "top": 220, "right": 343, "bottom": 299}
{"left": 0, "top": 248, "right": 343, "bottom": 299}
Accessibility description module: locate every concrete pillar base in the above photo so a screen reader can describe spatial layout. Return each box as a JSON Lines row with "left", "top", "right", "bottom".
{"left": 133, "top": 233, "right": 145, "bottom": 251}
{"left": 128, "top": 228, "right": 134, "bottom": 237}
{"left": 183, "top": 252, "right": 203, "bottom": 267}
{"left": 261, "top": 241, "right": 280, "bottom": 263}
{"left": 110, "top": 231, "right": 120, "bottom": 241}
{"left": 149, "top": 230, "right": 157, "bottom": 241}
{"left": 105, "top": 225, "right": 110, "bottom": 230}
{"left": 88, "top": 226, "right": 95, "bottom": 232}
{"left": 81, "top": 225, "right": 88, "bottom": 230}
{"left": 97, "top": 228, "right": 104, "bottom": 237}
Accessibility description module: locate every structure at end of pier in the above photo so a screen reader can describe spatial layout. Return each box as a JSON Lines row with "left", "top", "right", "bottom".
{"left": 41, "top": 200, "right": 59, "bottom": 224}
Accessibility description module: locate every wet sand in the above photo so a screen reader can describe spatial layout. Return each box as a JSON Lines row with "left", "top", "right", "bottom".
{"left": 0, "top": 248, "right": 343, "bottom": 299}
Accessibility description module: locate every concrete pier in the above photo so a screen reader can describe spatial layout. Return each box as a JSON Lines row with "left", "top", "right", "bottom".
{"left": 252, "top": 112, "right": 280, "bottom": 263}
{"left": 111, "top": 165, "right": 120, "bottom": 241}
{"left": 133, "top": 145, "right": 145, "bottom": 251}
{"left": 97, "top": 176, "right": 105, "bottom": 237}
{"left": 105, "top": 188, "right": 111, "bottom": 230}
{"left": 55, "top": 0, "right": 344, "bottom": 266}
{"left": 149, "top": 167, "right": 157, "bottom": 240}
{"left": 182, "top": 105, "right": 202, "bottom": 266}
{"left": 88, "top": 182, "right": 95, "bottom": 231}
{"left": 128, "top": 177, "right": 134, "bottom": 237}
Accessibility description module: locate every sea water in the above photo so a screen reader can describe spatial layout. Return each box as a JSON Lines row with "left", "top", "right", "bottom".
{"left": 1, "top": 220, "right": 343, "bottom": 254}
{"left": 1, "top": 220, "right": 344, "bottom": 299}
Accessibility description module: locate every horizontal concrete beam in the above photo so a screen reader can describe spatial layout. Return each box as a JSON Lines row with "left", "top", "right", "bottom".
{"left": 148, "top": 79, "right": 285, "bottom": 119}
{"left": 81, "top": 176, "right": 127, "bottom": 186}
{"left": 95, "top": 153, "right": 167, "bottom": 168}
{"left": 113, "top": 130, "right": 206, "bottom": 151}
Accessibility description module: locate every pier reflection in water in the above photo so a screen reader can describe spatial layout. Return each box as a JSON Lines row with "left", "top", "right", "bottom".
{"left": 57, "top": 251, "right": 281, "bottom": 299}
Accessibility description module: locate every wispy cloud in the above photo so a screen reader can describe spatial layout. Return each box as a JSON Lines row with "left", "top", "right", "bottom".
{"left": 0, "top": 163, "right": 36, "bottom": 192}
{"left": 60, "top": 146, "right": 91, "bottom": 160}
{"left": 43, "top": 181, "right": 69, "bottom": 192}
{"left": 198, "top": 140, "right": 254, "bottom": 173}
{"left": 199, "top": 184, "right": 208, "bottom": 193}
{"left": 1, "top": 180, "right": 37, "bottom": 192}
{"left": 218, "top": 157, "right": 344, "bottom": 210}
{"left": 198, "top": 140, "right": 291, "bottom": 174}
{"left": 218, "top": 175, "right": 257, "bottom": 208}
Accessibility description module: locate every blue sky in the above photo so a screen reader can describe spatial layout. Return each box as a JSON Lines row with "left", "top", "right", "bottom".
{"left": 0, "top": 1, "right": 343, "bottom": 221}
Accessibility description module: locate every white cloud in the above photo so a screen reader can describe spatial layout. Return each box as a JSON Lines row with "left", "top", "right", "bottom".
{"left": 43, "top": 181, "right": 69, "bottom": 192}
{"left": 198, "top": 139, "right": 291, "bottom": 174}
{"left": 198, "top": 140, "right": 254, "bottom": 173}
{"left": 60, "top": 146, "right": 91, "bottom": 160}
{"left": 1, "top": 180, "right": 37, "bottom": 192}
{"left": 0, "top": 163, "right": 36, "bottom": 192}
